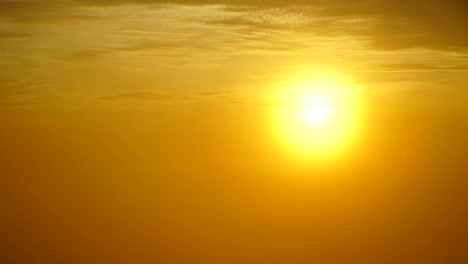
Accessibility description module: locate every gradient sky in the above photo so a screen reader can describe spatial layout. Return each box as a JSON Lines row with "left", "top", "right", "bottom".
{"left": 1, "top": 1, "right": 468, "bottom": 263}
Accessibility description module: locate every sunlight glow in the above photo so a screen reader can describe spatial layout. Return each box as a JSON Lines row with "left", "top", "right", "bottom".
{"left": 302, "top": 96, "right": 334, "bottom": 123}
{"left": 269, "top": 74, "right": 363, "bottom": 162}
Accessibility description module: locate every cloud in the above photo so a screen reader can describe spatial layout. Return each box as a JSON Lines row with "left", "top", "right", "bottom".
{"left": 1, "top": 0, "right": 468, "bottom": 52}
{"left": 96, "top": 90, "right": 244, "bottom": 102}
{"left": 0, "top": 80, "right": 50, "bottom": 97}
{"left": 65, "top": 49, "right": 109, "bottom": 60}
{"left": 1, "top": 1, "right": 466, "bottom": 110}
{"left": 0, "top": 79, "right": 59, "bottom": 106}
{"left": 65, "top": 41, "right": 179, "bottom": 60}
{"left": 0, "top": 101, "right": 48, "bottom": 106}
{"left": 198, "top": 1, "right": 468, "bottom": 51}
{"left": 198, "top": 91, "right": 232, "bottom": 96}
{"left": 114, "top": 41, "right": 180, "bottom": 51}
{"left": 96, "top": 91, "right": 174, "bottom": 101}
{"left": 0, "top": 30, "right": 30, "bottom": 38}
{"left": 0, "top": 1, "right": 110, "bottom": 24}
{"left": 363, "top": 63, "right": 468, "bottom": 72}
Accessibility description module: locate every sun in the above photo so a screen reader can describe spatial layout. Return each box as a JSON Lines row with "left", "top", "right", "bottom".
{"left": 268, "top": 75, "right": 363, "bottom": 162}
{"left": 301, "top": 95, "right": 334, "bottom": 123}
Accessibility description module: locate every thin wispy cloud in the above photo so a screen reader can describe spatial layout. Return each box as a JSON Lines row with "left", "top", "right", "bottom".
{"left": 96, "top": 91, "right": 174, "bottom": 101}
{"left": 0, "top": 80, "right": 62, "bottom": 106}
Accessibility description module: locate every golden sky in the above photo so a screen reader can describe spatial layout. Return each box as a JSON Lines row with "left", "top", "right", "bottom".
{"left": 1, "top": 1, "right": 468, "bottom": 263}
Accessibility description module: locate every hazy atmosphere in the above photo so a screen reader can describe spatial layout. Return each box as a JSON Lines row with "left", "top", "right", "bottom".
{"left": 1, "top": 1, "right": 468, "bottom": 263}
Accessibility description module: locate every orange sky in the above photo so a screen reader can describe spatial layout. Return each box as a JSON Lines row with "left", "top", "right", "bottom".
{"left": 1, "top": 1, "right": 468, "bottom": 263}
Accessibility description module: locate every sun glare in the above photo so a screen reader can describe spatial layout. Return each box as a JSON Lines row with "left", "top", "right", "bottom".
{"left": 269, "top": 74, "right": 363, "bottom": 162}
{"left": 302, "top": 95, "right": 334, "bottom": 123}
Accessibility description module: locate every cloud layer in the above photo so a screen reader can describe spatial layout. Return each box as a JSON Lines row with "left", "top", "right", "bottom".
{"left": 0, "top": 0, "right": 467, "bottom": 110}
{"left": 2, "top": 0, "right": 468, "bottom": 53}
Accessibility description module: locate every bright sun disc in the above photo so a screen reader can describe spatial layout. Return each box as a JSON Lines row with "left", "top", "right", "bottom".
{"left": 302, "top": 95, "right": 334, "bottom": 123}
{"left": 269, "top": 76, "right": 362, "bottom": 161}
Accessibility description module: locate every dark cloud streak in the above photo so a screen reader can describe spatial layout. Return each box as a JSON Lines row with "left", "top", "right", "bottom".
{"left": 96, "top": 91, "right": 174, "bottom": 101}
